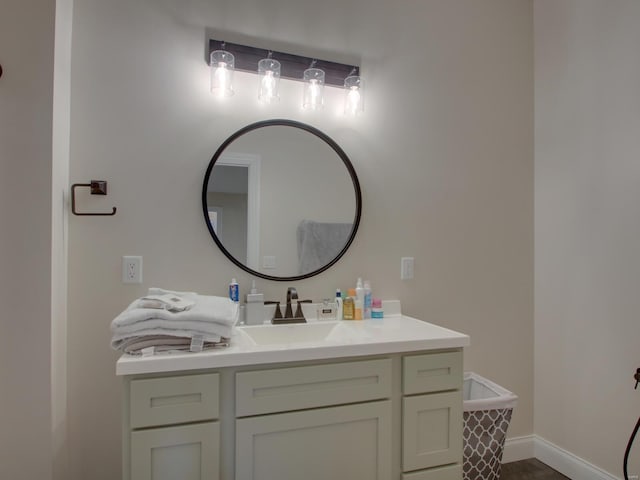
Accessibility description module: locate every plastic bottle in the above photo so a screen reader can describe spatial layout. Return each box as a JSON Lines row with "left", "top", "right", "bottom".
{"left": 343, "top": 289, "right": 355, "bottom": 320}
{"left": 229, "top": 278, "right": 239, "bottom": 302}
{"left": 335, "top": 289, "right": 343, "bottom": 320}
{"left": 355, "top": 278, "right": 365, "bottom": 305}
{"left": 354, "top": 298, "right": 363, "bottom": 320}
{"left": 371, "top": 298, "right": 384, "bottom": 319}
{"left": 363, "top": 280, "right": 372, "bottom": 319}
{"left": 347, "top": 288, "right": 361, "bottom": 320}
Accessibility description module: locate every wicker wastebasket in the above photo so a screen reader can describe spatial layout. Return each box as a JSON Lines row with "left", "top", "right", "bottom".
{"left": 463, "top": 373, "right": 518, "bottom": 480}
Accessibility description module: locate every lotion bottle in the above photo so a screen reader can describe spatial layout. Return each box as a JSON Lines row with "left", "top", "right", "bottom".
{"left": 354, "top": 298, "right": 363, "bottom": 320}
{"left": 335, "top": 289, "right": 343, "bottom": 320}
{"left": 349, "top": 288, "right": 363, "bottom": 320}
{"left": 355, "top": 278, "right": 365, "bottom": 305}
{"left": 363, "top": 280, "right": 372, "bottom": 319}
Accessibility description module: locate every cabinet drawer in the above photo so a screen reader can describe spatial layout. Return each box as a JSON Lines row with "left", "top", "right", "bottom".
{"left": 236, "top": 358, "right": 392, "bottom": 416}
{"left": 403, "top": 351, "right": 462, "bottom": 395}
{"left": 130, "top": 373, "right": 219, "bottom": 429}
{"left": 402, "top": 464, "right": 462, "bottom": 480}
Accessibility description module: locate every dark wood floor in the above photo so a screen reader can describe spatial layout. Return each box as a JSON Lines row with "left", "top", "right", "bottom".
{"left": 501, "top": 459, "right": 570, "bottom": 479}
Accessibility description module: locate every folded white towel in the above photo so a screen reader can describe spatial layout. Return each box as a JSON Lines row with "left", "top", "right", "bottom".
{"left": 111, "top": 328, "right": 225, "bottom": 350}
{"left": 137, "top": 293, "right": 196, "bottom": 312}
{"left": 111, "top": 290, "right": 238, "bottom": 331}
{"left": 112, "top": 317, "right": 234, "bottom": 338}
{"left": 110, "top": 288, "right": 239, "bottom": 351}
{"left": 117, "top": 335, "right": 230, "bottom": 355}
{"left": 147, "top": 287, "right": 197, "bottom": 298}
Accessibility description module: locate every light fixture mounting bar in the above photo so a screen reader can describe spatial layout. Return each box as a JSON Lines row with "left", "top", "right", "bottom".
{"left": 208, "top": 39, "right": 359, "bottom": 87}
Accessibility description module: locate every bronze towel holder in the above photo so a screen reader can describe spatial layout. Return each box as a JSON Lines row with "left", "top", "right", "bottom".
{"left": 71, "top": 181, "right": 117, "bottom": 216}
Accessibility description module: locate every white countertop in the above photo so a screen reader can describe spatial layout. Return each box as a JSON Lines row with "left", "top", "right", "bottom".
{"left": 116, "top": 314, "right": 470, "bottom": 376}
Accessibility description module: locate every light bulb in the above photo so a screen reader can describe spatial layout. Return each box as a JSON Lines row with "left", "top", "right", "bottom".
{"left": 210, "top": 50, "right": 234, "bottom": 97}
{"left": 258, "top": 58, "right": 281, "bottom": 103}
{"left": 214, "top": 63, "right": 230, "bottom": 96}
{"left": 343, "top": 75, "right": 364, "bottom": 115}
{"left": 303, "top": 68, "right": 325, "bottom": 110}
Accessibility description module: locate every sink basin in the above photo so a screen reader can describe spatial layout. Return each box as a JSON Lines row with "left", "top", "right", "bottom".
{"left": 239, "top": 321, "right": 340, "bottom": 346}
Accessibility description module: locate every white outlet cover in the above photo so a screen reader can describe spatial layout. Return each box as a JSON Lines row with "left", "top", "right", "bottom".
{"left": 122, "top": 256, "right": 142, "bottom": 284}
{"left": 401, "top": 257, "right": 414, "bottom": 280}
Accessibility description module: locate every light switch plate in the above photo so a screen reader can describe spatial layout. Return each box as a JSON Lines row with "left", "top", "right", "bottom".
{"left": 401, "top": 257, "right": 414, "bottom": 280}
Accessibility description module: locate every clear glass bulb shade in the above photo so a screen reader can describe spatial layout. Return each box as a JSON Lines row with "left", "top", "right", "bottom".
{"left": 210, "top": 50, "right": 235, "bottom": 97}
{"left": 302, "top": 68, "right": 325, "bottom": 110}
{"left": 344, "top": 75, "right": 364, "bottom": 115}
{"left": 258, "top": 58, "right": 281, "bottom": 103}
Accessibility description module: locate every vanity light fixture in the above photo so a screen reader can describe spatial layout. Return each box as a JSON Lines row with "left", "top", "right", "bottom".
{"left": 302, "top": 64, "right": 325, "bottom": 110}
{"left": 343, "top": 73, "right": 363, "bottom": 115}
{"left": 258, "top": 55, "right": 281, "bottom": 103}
{"left": 207, "top": 39, "right": 362, "bottom": 114}
{"left": 210, "top": 48, "right": 235, "bottom": 97}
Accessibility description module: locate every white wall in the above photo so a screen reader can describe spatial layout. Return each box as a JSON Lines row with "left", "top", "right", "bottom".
{"left": 535, "top": 1, "right": 640, "bottom": 477}
{"left": 0, "top": 1, "right": 57, "bottom": 479}
{"left": 66, "top": 1, "right": 533, "bottom": 478}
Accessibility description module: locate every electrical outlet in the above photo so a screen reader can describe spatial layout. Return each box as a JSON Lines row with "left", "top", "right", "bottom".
{"left": 628, "top": 475, "right": 638, "bottom": 480}
{"left": 122, "top": 256, "right": 142, "bottom": 284}
{"left": 401, "top": 257, "right": 414, "bottom": 280}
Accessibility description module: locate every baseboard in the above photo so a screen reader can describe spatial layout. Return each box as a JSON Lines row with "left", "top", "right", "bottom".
{"left": 502, "top": 435, "right": 620, "bottom": 479}
{"left": 534, "top": 435, "right": 619, "bottom": 480}
{"left": 503, "top": 435, "right": 536, "bottom": 463}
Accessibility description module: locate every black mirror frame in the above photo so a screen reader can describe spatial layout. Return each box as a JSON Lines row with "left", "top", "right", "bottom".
{"left": 202, "top": 119, "right": 362, "bottom": 282}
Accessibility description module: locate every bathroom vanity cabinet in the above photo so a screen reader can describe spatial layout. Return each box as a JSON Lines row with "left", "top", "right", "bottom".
{"left": 122, "top": 350, "right": 463, "bottom": 480}
{"left": 118, "top": 312, "right": 469, "bottom": 480}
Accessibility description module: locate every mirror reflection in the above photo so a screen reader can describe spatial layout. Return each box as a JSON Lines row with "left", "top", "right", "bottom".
{"left": 202, "top": 120, "right": 361, "bottom": 281}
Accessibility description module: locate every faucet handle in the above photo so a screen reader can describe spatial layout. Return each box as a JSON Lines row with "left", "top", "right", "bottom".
{"left": 264, "top": 301, "right": 282, "bottom": 319}
{"left": 294, "top": 299, "right": 313, "bottom": 319}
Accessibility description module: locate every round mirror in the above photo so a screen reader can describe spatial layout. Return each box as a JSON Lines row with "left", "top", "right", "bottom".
{"left": 202, "top": 119, "right": 362, "bottom": 281}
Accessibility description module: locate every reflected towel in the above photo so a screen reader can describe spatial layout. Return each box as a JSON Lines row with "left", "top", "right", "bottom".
{"left": 297, "top": 220, "right": 353, "bottom": 274}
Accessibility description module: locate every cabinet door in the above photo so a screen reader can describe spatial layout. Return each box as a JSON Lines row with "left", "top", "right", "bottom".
{"left": 403, "top": 392, "right": 462, "bottom": 472}
{"left": 236, "top": 401, "right": 391, "bottom": 480}
{"left": 131, "top": 422, "right": 219, "bottom": 480}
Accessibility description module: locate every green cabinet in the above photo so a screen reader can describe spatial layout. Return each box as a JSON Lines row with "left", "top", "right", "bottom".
{"left": 402, "top": 352, "right": 463, "bottom": 478}
{"left": 131, "top": 422, "right": 220, "bottom": 480}
{"left": 125, "top": 373, "right": 220, "bottom": 480}
{"left": 123, "top": 349, "right": 463, "bottom": 480}
{"left": 236, "top": 401, "right": 391, "bottom": 480}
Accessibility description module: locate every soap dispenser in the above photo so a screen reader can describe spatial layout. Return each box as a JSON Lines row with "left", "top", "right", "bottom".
{"left": 245, "top": 280, "right": 265, "bottom": 325}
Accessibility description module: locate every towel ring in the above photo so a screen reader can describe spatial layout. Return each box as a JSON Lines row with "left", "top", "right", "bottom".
{"left": 71, "top": 181, "right": 117, "bottom": 216}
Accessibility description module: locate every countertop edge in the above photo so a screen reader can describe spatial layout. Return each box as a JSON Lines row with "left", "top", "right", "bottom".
{"left": 116, "top": 316, "right": 470, "bottom": 376}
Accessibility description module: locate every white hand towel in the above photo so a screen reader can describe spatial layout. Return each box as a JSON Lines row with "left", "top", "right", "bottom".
{"left": 111, "top": 291, "right": 239, "bottom": 331}
{"left": 112, "top": 318, "right": 234, "bottom": 338}
{"left": 111, "top": 328, "right": 224, "bottom": 350}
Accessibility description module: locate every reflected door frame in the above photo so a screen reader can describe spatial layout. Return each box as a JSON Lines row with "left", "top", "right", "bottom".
{"left": 217, "top": 153, "right": 261, "bottom": 270}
